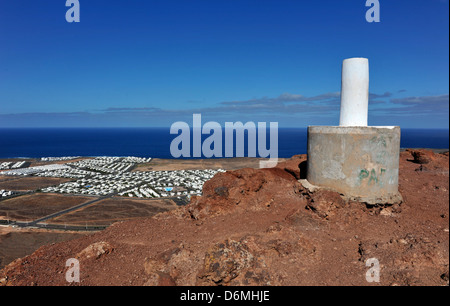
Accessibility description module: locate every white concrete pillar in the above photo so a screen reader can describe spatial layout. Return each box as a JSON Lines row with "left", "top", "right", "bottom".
{"left": 339, "top": 58, "right": 369, "bottom": 126}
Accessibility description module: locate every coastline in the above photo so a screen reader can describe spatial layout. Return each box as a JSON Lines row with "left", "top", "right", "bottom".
{"left": 1, "top": 148, "right": 449, "bottom": 161}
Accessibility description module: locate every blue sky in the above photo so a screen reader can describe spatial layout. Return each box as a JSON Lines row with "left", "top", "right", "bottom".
{"left": 0, "top": 0, "right": 448, "bottom": 128}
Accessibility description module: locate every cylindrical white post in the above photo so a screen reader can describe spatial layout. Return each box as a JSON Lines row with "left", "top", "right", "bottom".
{"left": 339, "top": 58, "right": 369, "bottom": 127}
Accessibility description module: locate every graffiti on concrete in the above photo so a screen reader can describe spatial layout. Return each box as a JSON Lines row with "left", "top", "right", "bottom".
{"left": 359, "top": 168, "right": 386, "bottom": 186}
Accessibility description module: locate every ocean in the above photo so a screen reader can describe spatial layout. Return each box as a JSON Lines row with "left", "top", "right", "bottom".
{"left": 0, "top": 128, "right": 448, "bottom": 159}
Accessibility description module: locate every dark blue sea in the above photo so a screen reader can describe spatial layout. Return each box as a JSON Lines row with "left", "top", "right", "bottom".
{"left": 0, "top": 128, "right": 448, "bottom": 159}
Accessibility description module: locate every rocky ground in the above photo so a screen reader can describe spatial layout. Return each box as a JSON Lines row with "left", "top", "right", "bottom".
{"left": 0, "top": 149, "right": 448, "bottom": 286}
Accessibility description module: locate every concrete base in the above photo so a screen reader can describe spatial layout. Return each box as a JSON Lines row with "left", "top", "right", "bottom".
{"left": 306, "top": 126, "right": 402, "bottom": 205}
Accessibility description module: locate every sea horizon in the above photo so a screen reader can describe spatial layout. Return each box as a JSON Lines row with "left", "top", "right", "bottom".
{"left": 0, "top": 127, "right": 448, "bottom": 160}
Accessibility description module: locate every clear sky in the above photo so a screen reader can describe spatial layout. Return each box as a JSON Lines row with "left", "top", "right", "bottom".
{"left": 0, "top": 0, "right": 448, "bottom": 128}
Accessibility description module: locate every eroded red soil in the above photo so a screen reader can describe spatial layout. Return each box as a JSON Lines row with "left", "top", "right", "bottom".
{"left": 0, "top": 150, "right": 448, "bottom": 286}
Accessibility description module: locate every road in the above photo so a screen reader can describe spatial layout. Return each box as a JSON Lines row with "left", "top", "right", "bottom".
{"left": 21, "top": 195, "right": 111, "bottom": 228}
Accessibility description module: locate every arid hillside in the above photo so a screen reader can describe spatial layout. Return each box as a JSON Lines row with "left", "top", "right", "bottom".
{"left": 1, "top": 150, "right": 448, "bottom": 286}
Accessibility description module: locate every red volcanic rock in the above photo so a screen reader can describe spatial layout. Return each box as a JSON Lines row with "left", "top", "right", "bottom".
{"left": 275, "top": 154, "right": 307, "bottom": 180}
{"left": 184, "top": 167, "right": 302, "bottom": 220}
{"left": 76, "top": 241, "right": 113, "bottom": 260}
{"left": 198, "top": 238, "right": 260, "bottom": 285}
{"left": 408, "top": 149, "right": 436, "bottom": 164}
{"left": 0, "top": 152, "right": 449, "bottom": 286}
{"left": 305, "top": 189, "right": 346, "bottom": 219}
